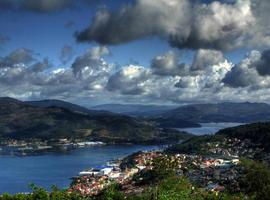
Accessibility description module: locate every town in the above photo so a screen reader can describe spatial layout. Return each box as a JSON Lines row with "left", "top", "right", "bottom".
{"left": 0, "top": 134, "right": 268, "bottom": 198}
{"left": 67, "top": 142, "right": 248, "bottom": 197}
{"left": 0, "top": 138, "right": 105, "bottom": 156}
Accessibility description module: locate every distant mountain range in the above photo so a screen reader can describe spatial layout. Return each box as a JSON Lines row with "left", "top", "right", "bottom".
{"left": 26, "top": 101, "right": 201, "bottom": 128}
{"left": 0, "top": 97, "right": 192, "bottom": 144}
{"left": 26, "top": 99, "right": 113, "bottom": 116}
{"left": 160, "top": 102, "right": 270, "bottom": 123}
{"left": 1, "top": 97, "right": 270, "bottom": 143}
{"left": 91, "top": 104, "right": 178, "bottom": 117}
{"left": 90, "top": 102, "right": 270, "bottom": 128}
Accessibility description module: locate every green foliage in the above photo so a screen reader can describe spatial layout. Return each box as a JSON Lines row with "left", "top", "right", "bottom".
{"left": 97, "top": 184, "right": 124, "bottom": 200}
{"left": 166, "top": 135, "right": 225, "bottom": 154}
{"left": 241, "top": 159, "right": 270, "bottom": 200}
{"left": 3, "top": 159, "right": 270, "bottom": 200}
{"left": 0, "top": 184, "right": 93, "bottom": 200}
{"left": 120, "top": 152, "right": 141, "bottom": 170}
{"left": 217, "top": 122, "right": 270, "bottom": 152}
{"left": 0, "top": 193, "right": 29, "bottom": 200}
{"left": 168, "top": 122, "right": 270, "bottom": 155}
{"left": 0, "top": 175, "right": 248, "bottom": 200}
{"left": 132, "top": 155, "right": 180, "bottom": 185}
{"left": 127, "top": 176, "right": 246, "bottom": 200}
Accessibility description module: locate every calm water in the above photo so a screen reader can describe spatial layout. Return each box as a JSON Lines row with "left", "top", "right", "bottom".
{"left": 0, "top": 145, "right": 159, "bottom": 194}
{"left": 0, "top": 123, "right": 242, "bottom": 194}
{"left": 177, "top": 122, "right": 243, "bottom": 135}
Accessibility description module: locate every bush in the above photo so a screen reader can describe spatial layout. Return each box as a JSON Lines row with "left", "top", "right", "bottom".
{"left": 241, "top": 159, "right": 270, "bottom": 200}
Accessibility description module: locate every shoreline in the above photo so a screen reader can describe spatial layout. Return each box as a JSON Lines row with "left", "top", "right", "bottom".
{"left": 0, "top": 144, "right": 160, "bottom": 194}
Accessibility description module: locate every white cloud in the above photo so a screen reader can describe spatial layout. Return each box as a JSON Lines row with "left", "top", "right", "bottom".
{"left": 107, "top": 65, "right": 150, "bottom": 95}
{"left": 223, "top": 50, "right": 270, "bottom": 88}
{"left": 1, "top": 46, "right": 270, "bottom": 105}
{"left": 151, "top": 51, "right": 188, "bottom": 76}
{"left": 75, "top": 0, "right": 266, "bottom": 51}
{"left": 191, "top": 49, "right": 225, "bottom": 71}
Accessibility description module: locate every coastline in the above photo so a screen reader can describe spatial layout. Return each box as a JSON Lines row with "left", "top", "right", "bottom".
{"left": 0, "top": 144, "right": 160, "bottom": 194}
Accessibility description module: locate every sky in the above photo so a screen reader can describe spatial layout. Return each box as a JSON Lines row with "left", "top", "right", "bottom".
{"left": 0, "top": 0, "right": 270, "bottom": 107}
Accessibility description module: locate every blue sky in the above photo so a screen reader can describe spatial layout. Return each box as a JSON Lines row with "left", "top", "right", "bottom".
{"left": 0, "top": 0, "right": 247, "bottom": 68}
{"left": 0, "top": 0, "right": 269, "bottom": 105}
{"left": 0, "top": 0, "right": 165, "bottom": 67}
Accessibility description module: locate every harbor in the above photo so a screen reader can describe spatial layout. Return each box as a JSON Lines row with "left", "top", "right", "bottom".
{"left": 0, "top": 144, "right": 159, "bottom": 194}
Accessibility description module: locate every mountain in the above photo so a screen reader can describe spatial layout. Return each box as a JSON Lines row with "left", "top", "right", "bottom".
{"left": 92, "top": 102, "right": 270, "bottom": 128}
{"left": 91, "top": 104, "right": 178, "bottom": 117}
{"left": 167, "top": 122, "right": 270, "bottom": 155}
{"left": 161, "top": 102, "right": 270, "bottom": 123}
{"left": 147, "top": 117, "right": 201, "bottom": 129}
{"left": 217, "top": 122, "right": 270, "bottom": 152}
{"left": 0, "top": 97, "right": 192, "bottom": 144}
{"left": 25, "top": 101, "right": 270, "bottom": 129}
{"left": 25, "top": 99, "right": 113, "bottom": 116}
{"left": 91, "top": 103, "right": 200, "bottom": 128}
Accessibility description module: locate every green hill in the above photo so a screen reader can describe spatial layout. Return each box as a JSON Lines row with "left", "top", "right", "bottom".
{"left": 217, "top": 122, "right": 270, "bottom": 152}
{"left": 167, "top": 122, "right": 270, "bottom": 154}
{"left": 0, "top": 97, "right": 192, "bottom": 144}
{"left": 161, "top": 102, "right": 270, "bottom": 123}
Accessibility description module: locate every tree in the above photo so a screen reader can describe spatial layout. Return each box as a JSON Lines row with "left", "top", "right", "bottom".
{"left": 241, "top": 159, "right": 270, "bottom": 200}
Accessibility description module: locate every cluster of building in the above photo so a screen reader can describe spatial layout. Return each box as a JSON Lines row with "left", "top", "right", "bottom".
{"left": 68, "top": 151, "right": 163, "bottom": 196}
{"left": 171, "top": 137, "right": 266, "bottom": 193}
{"left": 68, "top": 175, "right": 111, "bottom": 196}
{"left": 0, "top": 138, "right": 105, "bottom": 156}
{"left": 177, "top": 154, "right": 241, "bottom": 192}
{"left": 202, "top": 138, "right": 264, "bottom": 159}
{"left": 125, "top": 151, "right": 163, "bottom": 170}
{"left": 68, "top": 163, "right": 137, "bottom": 195}
{"left": 68, "top": 148, "right": 247, "bottom": 197}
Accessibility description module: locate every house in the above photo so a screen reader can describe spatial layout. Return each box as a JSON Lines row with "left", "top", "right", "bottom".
{"left": 79, "top": 166, "right": 113, "bottom": 177}
{"left": 79, "top": 168, "right": 99, "bottom": 176}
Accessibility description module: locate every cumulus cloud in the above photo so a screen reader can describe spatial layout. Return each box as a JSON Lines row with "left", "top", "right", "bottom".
{"left": 71, "top": 46, "right": 112, "bottom": 79}
{"left": 174, "top": 76, "right": 198, "bottom": 89}
{"left": 105, "top": 48, "right": 270, "bottom": 104}
{"left": 151, "top": 51, "right": 188, "bottom": 76}
{"left": 175, "top": 0, "right": 255, "bottom": 50}
{"left": 30, "top": 58, "right": 52, "bottom": 73}
{"left": 0, "top": 48, "right": 36, "bottom": 67}
{"left": 0, "top": 49, "right": 52, "bottom": 87}
{"left": 249, "top": 0, "right": 270, "bottom": 47}
{"left": 105, "top": 48, "right": 234, "bottom": 103}
{"left": 255, "top": 49, "right": 270, "bottom": 76}
{"left": 1, "top": 46, "right": 270, "bottom": 105}
{"left": 150, "top": 49, "right": 227, "bottom": 78}
{"left": 107, "top": 65, "right": 150, "bottom": 95}
{"left": 223, "top": 49, "right": 270, "bottom": 88}
{"left": 75, "top": 0, "right": 191, "bottom": 45}
{"left": 177, "top": 57, "right": 232, "bottom": 89}
{"left": 191, "top": 49, "right": 225, "bottom": 71}
{"left": 75, "top": 0, "right": 265, "bottom": 51}
{"left": 0, "top": 46, "right": 114, "bottom": 102}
